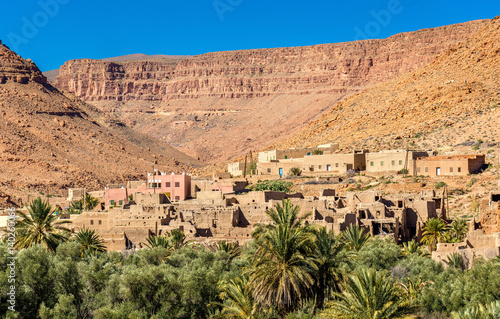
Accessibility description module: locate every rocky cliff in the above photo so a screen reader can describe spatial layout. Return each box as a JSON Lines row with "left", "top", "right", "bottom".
{"left": 53, "top": 20, "right": 488, "bottom": 162}
{"left": 0, "top": 43, "right": 203, "bottom": 205}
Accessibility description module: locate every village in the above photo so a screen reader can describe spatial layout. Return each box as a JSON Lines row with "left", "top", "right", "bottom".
{"left": 3, "top": 145, "right": 497, "bottom": 268}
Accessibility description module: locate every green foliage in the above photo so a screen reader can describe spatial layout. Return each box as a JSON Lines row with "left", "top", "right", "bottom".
{"left": 421, "top": 218, "right": 449, "bottom": 252}
{"left": 435, "top": 181, "right": 447, "bottom": 189}
{"left": 74, "top": 228, "right": 107, "bottom": 257}
{"left": 356, "top": 238, "right": 402, "bottom": 271}
{"left": 312, "top": 149, "right": 324, "bottom": 155}
{"left": 321, "top": 268, "right": 412, "bottom": 319}
{"left": 247, "top": 162, "right": 257, "bottom": 176}
{"left": 16, "top": 197, "right": 72, "bottom": 252}
{"left": 248, "top": 180, "right": 293, "bottom": 192}
{"left": 288, "top": 167, "right": 302, "bottom": 176}
{"left": 249, "top": 200, "right": 316, "bottom": 315}
{"left": 448, "top": 219, "right": 469, "bottom": 242}
{"left": 67, "top": 194, "right": 100, "bottom": 214}
{"left": 445, "top": 252, "right": 465, "bottom": 271}
{"left": 341, "top": 224, "right": 370, "bottom": 252}
{"left": 452, "top": 300, "right": 500, "bottom": 319}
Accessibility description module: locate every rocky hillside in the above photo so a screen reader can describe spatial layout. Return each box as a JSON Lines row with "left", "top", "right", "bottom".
{"left": 276, "top": 17, "right": 500, "bottom": 156}
{"left": 0, "top": 41, "right": 204, "bottom": 206}
{"left": 51, "top": 20, "right": 487, "bottom": 162}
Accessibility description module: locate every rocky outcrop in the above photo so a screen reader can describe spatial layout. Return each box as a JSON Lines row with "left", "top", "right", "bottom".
{"left": 55, "top": 20, "right": 487, "bottom": 102}
{"left": 0, "top": 40, "right": 47, "bottom": 85}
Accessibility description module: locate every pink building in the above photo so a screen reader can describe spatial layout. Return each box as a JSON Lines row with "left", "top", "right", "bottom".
{"left": 104, "top": 173, "right": 191, "bottom": 208}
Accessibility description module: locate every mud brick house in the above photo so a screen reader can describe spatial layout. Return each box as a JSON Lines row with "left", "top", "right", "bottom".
{"left": 257, "top": 158, "right": 304, "bottom": 177}
{"left": 366, "top": 150, "right": 429, "bottom": 175}
{"left": 478, "top": 191, "right": 500, "bottom": 234}
{"left": 69, "top": 187, "right": 445, "bottom": 251}
{"left": 227, "top": 162, "right": 245, "bottom": 177}
{"left": 415, "top": 154, "right": 485, "bottom": 177}
{"left": 303, "top": 150, "right": 367, "bottom": 174}
{"left": 258, "top": 143, "right": 339, "bottom": 163}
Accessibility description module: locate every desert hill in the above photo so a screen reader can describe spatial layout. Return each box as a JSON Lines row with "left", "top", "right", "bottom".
{"left": 275, "top": 17, "right": 500, "bottom": 155}
{"left": 0, "top": 41, "right": 204, "bottom": 206}
{"left": 51, "top": 20, "right": 488, "bottom": 162}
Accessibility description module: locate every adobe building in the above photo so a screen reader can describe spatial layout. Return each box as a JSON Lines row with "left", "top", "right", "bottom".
{"left": 104, "top": 172, "right": 191, "bottom": 208}
{"left": 303, "top": 150, "right": 367, "bottom": 174}
{"left": 366, "top": 150, "right": 429, "bottom": 175}
{"left": 415, "top": 154, "right": 485, "bottom": 177}
{"left": 478, "top": 191, "right": 500, "bottom": 234}
{"left": 432, "top": 231, "right": 500, "bottom": 269}
{"left": 191, "top": 179, "right": 248, "bottom": 197}
{"left": 70, "top": 187, "right": 445, "bottom": 251}
{"left": 257, "top": 158, "right": 304, "bottom": 177}
{"left": 258, "top": 143, "right": 339, "bottom": 163}
{"left": 227, "top": 162, "right": 245, "bottom": 177}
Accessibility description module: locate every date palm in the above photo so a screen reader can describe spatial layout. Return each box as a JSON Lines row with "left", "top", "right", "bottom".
{"left": 449, "top": 219, "right": 469, "bottom": 242}
{"left": 249, "top": 199, "right": 316, "bottom": 316}
{"left": 216, "top": 275, "right": 273, "bottom": 319}
{"left": 402, "top": 239, "right": 430, "bottom": 257}
{"left": 74, "top": 228, "right": 107, "bottom": 257}
{"left": 321, "top": 268, "right": 412, "bottom": 319}
{"left": 144, "top": 234, "right": 171, "bottom": 250}
{"left": 16, "top": 197, "right": 72, "bottom": 252}
{"left": 313, "top": 227, "right": 353, "bottom": 309}
{"left": 167, "top": 229, "right": 191, "bottom": 250}
{"left": 421, "top": 218, "right": 449, "bottom": 252}
{"left": 341, "top": 224, "right": 370, "bottom": 251}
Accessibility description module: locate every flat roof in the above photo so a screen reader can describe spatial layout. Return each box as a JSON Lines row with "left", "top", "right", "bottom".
{"left": 417, "top": 154, "right": 484, "bottom": 161}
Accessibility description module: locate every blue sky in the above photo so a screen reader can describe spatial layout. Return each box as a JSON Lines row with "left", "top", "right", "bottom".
{"left": 1, "top": 0, "right": 499, "bottom": 71}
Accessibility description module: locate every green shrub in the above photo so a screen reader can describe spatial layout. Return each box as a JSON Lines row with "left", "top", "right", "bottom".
{"left": 435, "top": 181, "right": 447, "bottom": 189}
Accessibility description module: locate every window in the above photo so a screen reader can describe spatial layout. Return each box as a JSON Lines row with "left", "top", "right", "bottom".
{"left": 166, "top": 182, "right": 171, "bottom": 187}
{"left": 370, "top": 161, "right": 374, "bottom": 166}
{"left": 450, "top": 167, "right": 453, "bottom": 173}
{"left": 267, "top": 168, "right": 271, "bottom": 173}
{"left": 119, "top": 200, "right": 123, "bottom": 206}
{"left": 318, "top": 165, "right": 322, "bottom": 170}
{"left": 425, "top": 167, "right": 428, "bottom": 173}
{"left": 458, "top": 167, "right": 461, "bottom": 173}
{"left": 110, "top": 200, "right": 115, "bottom": 206}
{"left": 327, "top": 165, "right": 331, "bottom": 171}
{"left": 284, "top": 156, "right": 288, "bottom": 159}
{"left": 391, "top": 160, "right": 395, "bottom": 166}
{"left": 335, "top": 163, "right": 339, "bottom": 167}
{"left": 90, "top": 220, "right": 94, "bottom": 225}
{"left": 417, "top": 167, "right": 421, "bottom": 173}
{"left": 380, "top": 161, "right": 384, "bottom": 166}
{"left": 175, "top": 182, "right": 180, "bottom": 188}
{"left": 98, "top": 220, "right": 102, "bottom": 225}
{"left": 175, "top": 196, "right": 180, "bottom": 200}
{"left": 399, "top": 160, "right": 403, "bottom": 165}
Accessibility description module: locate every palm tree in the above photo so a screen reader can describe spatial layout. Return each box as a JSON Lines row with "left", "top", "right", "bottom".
{"left": 16, "top": 197, "right": 72, "bottom": 252}
{"left": 144, "top": 234, "right": 171, "bottom": 250}
{"left": 402, "top": 239, "right": 430, "bottom": 257}
{"left": 215, "top": 276, "right": 273, "bottom": 319}
{"left": 444, "top": 252, "right": 465, "bottom": 271}
{"left": 67, "top": 199, "right": 84, "bottom": 214}
{"left": 313, "top": 227, "right": 353, "bottom": 309}
{"left": 249, "top": 199, "right": 316, "bottom": 316}
{"left": 341, "top": 224, "right": 370, "bottom": 251}
{"left": 210, "top": 241, "right": 242, "bottom": 264}
{"left": 452, "top": 300, "right": 500, "bottom": 319}
{"left": 449, "top": 219, "right": 469, "bottom": 242}
{"left": 321, "top": 268, "right": 412, "bottom": 319}
{"left": 74, "top": 228, "right": 107, "bottom": 257}
{"left": 421, "top": 218, "right": 449, "bottom": 252}
{"left": 167, "top": 229, "right": 190, "bottom": 250}
{"left": 397, "top": 277, "right": 433, "bottom": 302}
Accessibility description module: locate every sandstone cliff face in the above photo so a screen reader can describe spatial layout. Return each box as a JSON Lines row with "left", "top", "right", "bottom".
{"left": 53, "top": 20, "right": 488, "bottom": 162}
{"left": 0, "top": 40, "right": 47, "bottom": 85}
{"left": 55, "top": 20, "right": 486, "bottom": 102}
